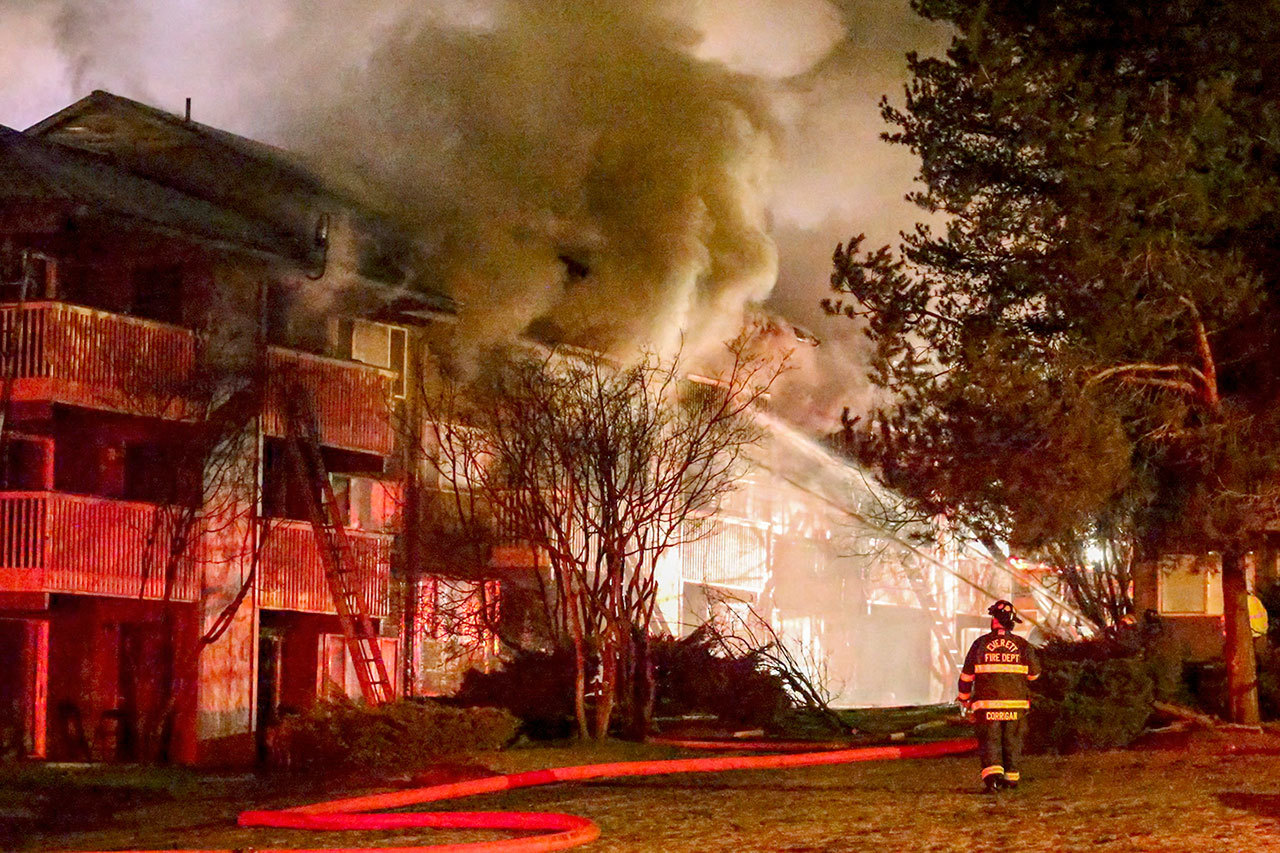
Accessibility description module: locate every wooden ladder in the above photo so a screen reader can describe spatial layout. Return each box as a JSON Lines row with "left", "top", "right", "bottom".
{"left": 282, "top": 390, "right": 393, "bottom": 705}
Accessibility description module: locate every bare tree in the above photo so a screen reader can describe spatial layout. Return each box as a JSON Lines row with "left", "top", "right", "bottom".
{"left": 701, "top": 587, "right": 844, "bottom": 731}
{"left": 415, "top": 334, "right": 787, "bottom": 738}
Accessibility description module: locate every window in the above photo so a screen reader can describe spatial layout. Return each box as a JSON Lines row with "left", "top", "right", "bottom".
{"left": 131, "top": 264, "right": 183, "bottom": 324}
{"left": 1158, "top": 554, "right": 1224, "bottom": 615}
{"left": 344, "top": 476, "right": 400, "bottom": 531}
{"left": 1, "top": 435, "right": 51, "bottom": 490}
{"left": 350, "top": 319, "right": 408, "bottom": 398}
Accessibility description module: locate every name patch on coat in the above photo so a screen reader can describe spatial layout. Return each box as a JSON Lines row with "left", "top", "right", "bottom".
{"left": 983, "top": 711, "right": 1020, "bottom": 721}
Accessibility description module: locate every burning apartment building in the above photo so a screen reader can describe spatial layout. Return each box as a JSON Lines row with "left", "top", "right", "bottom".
{"left": 0, "top": 90, "right": 437, "bottom": 764}
{"left": 0, "top": 90, "right": 1020, "bottom": 765}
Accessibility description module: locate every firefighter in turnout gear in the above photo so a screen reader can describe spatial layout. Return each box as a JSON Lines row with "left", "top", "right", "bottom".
{"left": 957, "top": 599, "right": 1041, "bottom": 792}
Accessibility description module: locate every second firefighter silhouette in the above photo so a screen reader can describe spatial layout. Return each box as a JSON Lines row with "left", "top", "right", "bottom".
{"left": 957, "top": 599, "right": 1040, "bottom": 792}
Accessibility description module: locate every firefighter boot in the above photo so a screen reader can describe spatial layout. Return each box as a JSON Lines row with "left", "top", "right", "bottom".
{"left": 980, "top": 763, "right": 1005, "bottom": 794}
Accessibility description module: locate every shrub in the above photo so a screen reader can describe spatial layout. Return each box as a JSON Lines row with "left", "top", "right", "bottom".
{"left": 454, "top": 630, "right": 793, "bottom": 737}
{"left": 1027, "top": 639, "right": 1154, "bottom": 752}
{"left": 271, "top": 698, "right": 518, "bottom": 772}
{"left": 1256, "top": 647, "right": 1280, "bottom": 720}
{"left": 454, "top": 649, "right": 580, "bottom": 739}
{"left": 650, "top": 627, "right": 792, "bottom": 729}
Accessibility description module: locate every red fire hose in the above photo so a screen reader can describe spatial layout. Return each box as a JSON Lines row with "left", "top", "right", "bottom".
{"left": 84, "top": 737, "right": 976, "bottom": 853}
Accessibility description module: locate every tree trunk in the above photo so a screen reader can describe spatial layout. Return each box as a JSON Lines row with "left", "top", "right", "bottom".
{"left": 1221, "top": 546, "right": 1260, "bottom": 724}
{"left": 617, "top": 626, "right": 638, "bottom": 738}
{"left": 593, "top": 631, "right": 617, "bottom": 740}
{"left": 566, "top": 588, "right": 589, "bottom": 739}
{"left": 635, "top": 631, "right": 656, "bottom": 738}
{"left": 403, "top": 568, "right": 420, "bottom": 698}
{"left": 571, "top": 629, "right": 589, "bottom": 740}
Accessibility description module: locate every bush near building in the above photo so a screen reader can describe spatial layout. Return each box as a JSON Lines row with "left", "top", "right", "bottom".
{"left": 454, "top": 649, "right": 581, "bottom": 740}
{"left": 454, "top": 630, "right": 793, "bottom": 739}
{"left": 650, "top": 629, "right": 792, "bottom": 730}
{"left": 270, "top": 698, "right": 518, "bottom": 772}
{"left": 1028, "top": 638, "right": 1156, "bottom": 752}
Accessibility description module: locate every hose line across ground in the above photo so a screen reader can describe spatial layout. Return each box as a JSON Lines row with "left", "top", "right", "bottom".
{"left": 81, "top": 736, "right": 977, "bottom": 853}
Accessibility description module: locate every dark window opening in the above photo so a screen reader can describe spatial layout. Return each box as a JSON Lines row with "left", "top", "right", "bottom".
{"left": 0, "top": 437, "right": 50, "bottom": 490}
{"left": 123, "top": 443, "right": 199, "bottom": 506}
{"left": 53, "top": 439, "right": 126, "bottom": 499}
{"left": 264, "top": 282, "right": 292, "bottom": 347}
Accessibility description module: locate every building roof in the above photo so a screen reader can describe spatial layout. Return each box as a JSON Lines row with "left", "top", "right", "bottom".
{"left": 20, "top": 91, "right": 456, "bottom": 316}
{"left": 0, "top": 123, "right": 299, "bottom": 258}
{"left": 28, "top": 91, "right": 334, "bottom": 201}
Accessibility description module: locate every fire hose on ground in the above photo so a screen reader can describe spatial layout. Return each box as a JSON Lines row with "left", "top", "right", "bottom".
{"left": 81, "top": 736, "right": 977, "bottom": 853}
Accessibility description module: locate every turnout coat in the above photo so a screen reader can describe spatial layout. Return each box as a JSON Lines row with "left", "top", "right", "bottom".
{"left": 957, "top": 629, "right": 1040, "bottom": 721}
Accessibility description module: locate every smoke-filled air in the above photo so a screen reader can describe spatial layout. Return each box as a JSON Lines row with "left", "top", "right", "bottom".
{"left": 293, "top": 1, "right": 779, "bottom": 360}
{"left": 0, "top": 0, "right": 948, "bottom": 424}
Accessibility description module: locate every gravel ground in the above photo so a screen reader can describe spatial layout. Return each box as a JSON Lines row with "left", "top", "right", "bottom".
{"left": 11, "top": 743, "right": 1280, "bottom": 852}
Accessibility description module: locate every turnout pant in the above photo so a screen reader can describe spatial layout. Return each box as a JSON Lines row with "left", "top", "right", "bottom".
{"left": 976, "top": 713, "right": 1026, "bottom": 783}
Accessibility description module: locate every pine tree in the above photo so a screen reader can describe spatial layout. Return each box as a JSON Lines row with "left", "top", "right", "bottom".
{"left": 829, "top": 0, "right": 1280, "bottom": 723}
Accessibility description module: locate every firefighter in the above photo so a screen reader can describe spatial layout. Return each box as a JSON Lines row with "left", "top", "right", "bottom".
{"left": 957, "top": 599, "right": 1041, "bottom": 793}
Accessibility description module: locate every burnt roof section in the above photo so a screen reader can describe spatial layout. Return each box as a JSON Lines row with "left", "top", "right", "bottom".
{"left": 26, "top": 91, "right": 455, "bottom": 316}
{"left": 0, "top": 123, "right": 297, "bottom": 257}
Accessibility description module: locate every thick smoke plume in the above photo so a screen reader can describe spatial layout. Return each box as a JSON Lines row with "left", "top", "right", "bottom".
{"left": 293, "top": 1, "right": 779, "bottom": 362}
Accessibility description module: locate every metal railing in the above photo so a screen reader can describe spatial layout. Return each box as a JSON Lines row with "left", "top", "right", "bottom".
{"left": 0, "top": 301, "right": 196, "bottom": 418}
{"left": 0, "top": 302, "right": 395, "bottom": 456}
{"left": 680, "top": 518, "right": 770, "bottom": 591}
{"left": 263, "top": 347, "right": 395, "bottom": 455}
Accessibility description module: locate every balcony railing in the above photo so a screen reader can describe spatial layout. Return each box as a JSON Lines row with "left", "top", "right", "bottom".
{"left": 257, "top": 519, "right": 392, "bottom": 617}
{"left": 0, "top": 302, "right": 395, "bottom": 456}
{"left": 263, "top": 348, "right": 395, "bottom": 456}
{"left": 0, "top": 301, "right": 197, "bottom": 419}
{"left": 0, "top": 491, "right": 199, "bottom": 601}
{"left": 680, "top": 519, "right": 769, "bottom": 591}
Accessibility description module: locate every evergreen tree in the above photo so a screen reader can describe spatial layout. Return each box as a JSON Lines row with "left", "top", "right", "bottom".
{"left": 828, "top": 0, "right": 1280, "bottom": 723}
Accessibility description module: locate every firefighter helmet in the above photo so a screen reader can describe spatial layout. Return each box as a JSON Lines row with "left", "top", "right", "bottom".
{"left": 988, "top": 599, "right": 1022, "bottom": 626}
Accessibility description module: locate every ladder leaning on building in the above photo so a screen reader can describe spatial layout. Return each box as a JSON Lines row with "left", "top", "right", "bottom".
{"left": 282, "top": 388, "right": 394, "bottom": 706}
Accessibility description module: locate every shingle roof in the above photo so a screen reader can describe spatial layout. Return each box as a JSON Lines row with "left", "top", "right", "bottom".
{"left": 25, "top": 91, "right": 455, "bottom": 314}
{"left": 0, "top": 124, "right": 299, "bottom": 258}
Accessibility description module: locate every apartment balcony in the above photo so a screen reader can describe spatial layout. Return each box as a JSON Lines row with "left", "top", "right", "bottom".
{"left": 0, "top": 301, "right": 198, "bottom": 419}
{"left": 0, "top": 491, "right": 199, "bottom": 601}
{"left": 680, "top": 519, "right": 769, "bottom": 592}
{"left": 262, "top": 348, "right": 395, "bottom": 456}
{"left": 0, "top": 302, "right": 395, "bottom": 457}
{"left": 418, "top": 486, "right": 549, "bottom": 572}
{"left": 257, "top": 519, "right": 392, "bottom": 617}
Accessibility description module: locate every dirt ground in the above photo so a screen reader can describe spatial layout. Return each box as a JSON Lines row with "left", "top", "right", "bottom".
{"left": 8, "top": 741, "right": 1280, "bottom": 853}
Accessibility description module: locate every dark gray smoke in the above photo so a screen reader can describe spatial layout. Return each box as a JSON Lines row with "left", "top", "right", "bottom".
{"left": 292, "top": 2, "right": 780, "bottom": 362}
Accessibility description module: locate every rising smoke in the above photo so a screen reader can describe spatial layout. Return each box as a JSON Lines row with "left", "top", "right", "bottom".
{"left": 291, "top": 1, "right": 782, "bottom": 362}
{"left": 0, "top": 0, "right": 949, "bottom": 425}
